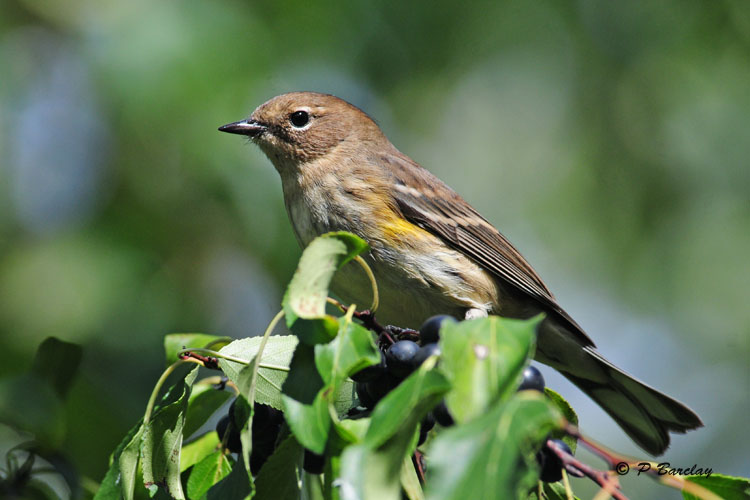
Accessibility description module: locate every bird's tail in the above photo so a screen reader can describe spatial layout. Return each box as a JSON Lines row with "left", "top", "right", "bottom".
{"left": 536, "top": 322, "right": 703, "bottom": 456}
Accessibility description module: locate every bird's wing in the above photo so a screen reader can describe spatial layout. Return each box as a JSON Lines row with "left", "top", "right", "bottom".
{"left": 383, "top": 152, "right": 593, "bottom": 346}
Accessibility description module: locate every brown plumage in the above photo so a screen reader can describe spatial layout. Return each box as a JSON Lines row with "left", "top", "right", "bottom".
{"left": 220, "top": 91, "right": 703, "bottom": 455}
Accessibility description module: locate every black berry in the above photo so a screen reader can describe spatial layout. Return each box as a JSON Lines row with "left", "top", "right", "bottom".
{"left": 433, "top": 400, "right": 455, "bottom": 427}
{"left": 351, "top": 352, "right": 386, "bottom": 382}
{"left": 385, "top": 340, "right": 420, "bottom": 378}
{"left": 356, "top": 381, "right": 376, "bottom": 409}
{"left": 365, "top": 374, "right": 395, "bottom": 405}
{"left": 414, "top": 343, "right": 441, "bottom": 366}
{"left": 303, "top": 449, "right": 325, "bottom": 474}
{"left": 537, "top": 438, "right": 571, "bottom": 482}
{"left": 418, "top": 425, "right": 429, "bottom": 446}
{"left": 418, "top": 413, "right": 436, "bottom": 446}
{"left": 249, "top": 403, "right": 283, "bottom": 474}
{"left": 518, "top": 365, "right": 545, "bottom": 393}
{"left": 215, "top": 415, "right": 242, "bottom": 453}
{"left": 422, "top": 412, "right": 436, "bottom": 433}
{"left": 419, "top": 315, "right": 457, "bottom": 344}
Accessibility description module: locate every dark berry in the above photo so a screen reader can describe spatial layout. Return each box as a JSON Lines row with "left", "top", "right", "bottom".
{"left": 249, "top": 427, "right": 280, "bottom": 474}
{"left": 421, "top": 412, "right": 436, "bottom": 433}
{"left": 418, "top": 425, "right": 429, "bottom": 446}
{"left": 518, "top": 365, "right": 545, "bottom": 393}
{"left": 537, "top": 438, "right": 571, "bottom": 482}
{"left": 414, "top": 343, "right": 441, "bottom": 366}
{"left": 249, "top": 403, "right": 282, "bottom": 474}
{"left": 386, "top": 340, "right": 420, "bottom": 378}
{"left": 433, "top": 400, "right": 455, "bottom": 427}
{"left": 303, "top": 449, "right": 325, "bottom": 474}
{"left": 356, "top": 381, "right": 376, "bottom": 409}
{"left": 215, "top": 415, "right": 242, "bottom": 453}
{"left": 418, "top": 413, "right": 435, "bottom": 446}
{"left": 419, "top": 315, "right": 457, "bottom": 344}
{"left": 351, "top": 352, "right": 386, "bottom": 382}
{"left": 252, "top": 402, "right": 284, "bottom": 428}
{"left": 364, "top": 374, "right": 394, "bottom": 405}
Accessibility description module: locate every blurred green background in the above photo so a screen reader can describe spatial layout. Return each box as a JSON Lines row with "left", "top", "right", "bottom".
{"left": 1, "top": 0, "right": 748, "bottom": 498}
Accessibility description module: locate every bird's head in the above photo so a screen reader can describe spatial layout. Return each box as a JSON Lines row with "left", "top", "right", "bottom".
{"left": 219, "top": 91, "right": 386, "bottom": 171}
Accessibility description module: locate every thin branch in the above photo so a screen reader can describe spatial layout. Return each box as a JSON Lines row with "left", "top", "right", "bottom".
{"left": 546, "top": 439, "right": 627, "bottom": 500}
{"left": 564, "top": 425, "right": 722, "bottom": 500}
{"left": 144, "top": 359, "right": 190, "bottom": 425}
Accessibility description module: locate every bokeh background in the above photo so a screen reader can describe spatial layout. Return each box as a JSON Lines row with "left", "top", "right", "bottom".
{"left": 1, "top": 0, "right": 749, "bottom": 498}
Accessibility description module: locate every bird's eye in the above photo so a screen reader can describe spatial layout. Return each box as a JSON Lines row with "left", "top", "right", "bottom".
{"left": 290, "top": 110, "right": 310, "bottom": 128}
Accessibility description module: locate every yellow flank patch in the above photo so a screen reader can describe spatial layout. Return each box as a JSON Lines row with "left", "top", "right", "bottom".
{"left": 379, "top": 216, "right": 430, "bottom": 243}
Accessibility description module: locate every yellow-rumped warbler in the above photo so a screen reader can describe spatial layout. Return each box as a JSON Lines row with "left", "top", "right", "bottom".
{"left": 219, "top": 91, "right": 702, "bottom": 455}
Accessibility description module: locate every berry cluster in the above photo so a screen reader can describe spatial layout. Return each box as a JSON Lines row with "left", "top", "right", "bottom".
{"left": 517, "top": 365, "right": 573, "bottom": 482}
{"left": 215, "top": 317, "right": 573, "bottom": 482}
{"left": 215, "top": 399, "right": 284, "bottom": 474}
{"left": 353, "top": 315, "right": 458, "bottom": 446}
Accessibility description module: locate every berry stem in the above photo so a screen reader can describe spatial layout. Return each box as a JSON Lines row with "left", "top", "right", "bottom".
{"left": 411, "top": 451, "right": 426, "bottom": 484}
{"left": 545, "top": 438, "right": 627, "bottom": 500}
{"left": 353, "top": 255, "right": 380, "bottom": 313}
{"left": 563, "top": 424, "right": 721, "bottom": 500}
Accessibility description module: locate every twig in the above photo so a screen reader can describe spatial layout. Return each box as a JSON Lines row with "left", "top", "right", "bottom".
{"left": 546, "top": 439, "right": 627, "bottom": 500}
{"left": 179, "top": 351, "right": 220, "bottom": 369}
{"left": 412, "top": 451, "right": 426, "bottom": 484}
{"left": 563, "top": 424, "right": 722, "bottom": 500}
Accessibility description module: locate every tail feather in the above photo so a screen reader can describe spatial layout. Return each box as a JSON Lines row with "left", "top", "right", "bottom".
{"left": 537, "top": 323, "right": 703, "bottom": 456}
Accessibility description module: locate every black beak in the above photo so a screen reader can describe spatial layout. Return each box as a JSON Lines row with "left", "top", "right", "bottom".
{"left": 218, "top": 119, "right": 266, "bottom": 137}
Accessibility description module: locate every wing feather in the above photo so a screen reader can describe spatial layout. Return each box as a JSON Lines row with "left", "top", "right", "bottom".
{"left": 383, "top": 153, "right": 592, "bottom": 345}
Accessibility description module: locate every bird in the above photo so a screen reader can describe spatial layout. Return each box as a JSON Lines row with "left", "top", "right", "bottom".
{"left": 219, "top": 91, "right": 702, "bottom": 455}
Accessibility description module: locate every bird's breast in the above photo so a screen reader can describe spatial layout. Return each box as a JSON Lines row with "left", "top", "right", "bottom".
{"left": 277, "top": 169, "right": 503, "bottom": 327}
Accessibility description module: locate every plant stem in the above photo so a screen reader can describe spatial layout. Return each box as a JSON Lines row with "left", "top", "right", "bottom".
{"left": 144, "top": 359, "right": 190, "bottom": 425}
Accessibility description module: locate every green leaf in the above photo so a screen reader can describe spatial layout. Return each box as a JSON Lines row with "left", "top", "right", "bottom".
{"left": 281, "top": 343, "right": 324, "bottom": 405}
{"left": 186, "top": 450, "right": 234, "bottom": 500}
{"left": 282, "top": 232, "right": 368, "bottom": 327}
{"left": 683, "top": 473, "right": 750, "bottom": 500}
{"left": 31, "top": 337, "right": 82, "bottom": 399}
{"left": 218, "top": 335, "right": 298, "bottom": 410}
{"left": 282, "top": 315, "right": 380, "bottom": 454}
{"left": 335, "top": 416, "right": 371, "bottom": 444}
{"left": 338, "top": 360, "right": 448, "bottom": 500}
{"left": 527, "top": 481, "right": 581, "bottom": 500}
{"left": 400, "top": 455, "right": 425, "bottom": 500}
{"left": 112, "top": 424, "right": 144, "bottom": 500}
{"left": 94, "top": 460, "right": 122, "bottom": 500}
{"left": 205, "top": 460, "right": 252, "bottom": 500}
{"left": 364, "top": 362, "right": 450, "bottom": 449}
{"left": 164, "top": 333, "right": 231, "bottom": 366}
{"left": 183, "top": 385, "right": 233, "bottom": 439}
{"left": 338, "top": 422, "right": 418, "bottom": 500}
{"left": 282, "top": 393, "right": 331, "bottom": 454}
{"left": 314, "top": 319, "right": 380, "bottom": 385}
{"left": 544, "top": 388, "right": 578, "bottom": 454}
{"left": 254, "top": 435, "right": 304, "bottom": 500}
{"left": 180, "top": 432, "right": 220, "bottom": 472}
{"left": 439, "top": 316, "right": 539, "bottom": 424}
{"left": 333, "top": 379, "right": 358, "bottom": 416}
{"left": 227, "top": 395, "right": 254, "bottom": 490}
{"left": 290, "top": 316, "right": 340, "bottom": 345}
{"left": 141, "top": 365, "right": 199, "bottom": 499}
{"left": 425, "top": 392, "right": 561, "bottom": 500}
{"left": 302, "top": 471, "right": 326, "bottom": 500}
